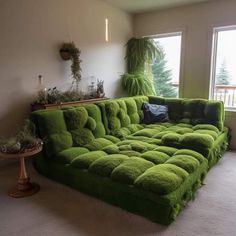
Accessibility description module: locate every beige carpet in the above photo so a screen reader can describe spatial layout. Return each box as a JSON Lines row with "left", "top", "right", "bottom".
{"left": 0, "top": 152, "right": 236, "bottom": 236}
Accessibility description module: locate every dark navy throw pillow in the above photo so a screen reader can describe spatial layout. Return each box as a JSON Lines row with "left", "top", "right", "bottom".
{"left": 142, "top": 103, "right": 169, "bottom": 124}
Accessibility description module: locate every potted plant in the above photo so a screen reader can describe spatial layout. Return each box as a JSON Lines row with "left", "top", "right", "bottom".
{"left": 0, "top": 120, "right": 42, "bottom": 154}
{"left": 60, "top": 42, "right": 82, "bottom": 90}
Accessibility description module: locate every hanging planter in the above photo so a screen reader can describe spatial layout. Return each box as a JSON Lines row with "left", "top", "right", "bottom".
{"left": 59, "top": 49, "right": 71, "bottom": 60}
{"left": 59, "top": 42, "right": 82, "bottom": 90}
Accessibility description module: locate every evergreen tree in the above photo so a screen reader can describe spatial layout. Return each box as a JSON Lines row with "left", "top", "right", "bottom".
{"left": 216, "top": 61, "right": 231, "bottom": 85}
{"left": 152, "top": 46, "right": 177, "bottom": 98}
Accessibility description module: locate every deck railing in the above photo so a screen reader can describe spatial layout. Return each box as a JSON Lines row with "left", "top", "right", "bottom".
{"left": 214, "top": 85, "right": 236, "bottom": 108}
{"left": 171, "top": 83, "right": 236, "bottom": 108}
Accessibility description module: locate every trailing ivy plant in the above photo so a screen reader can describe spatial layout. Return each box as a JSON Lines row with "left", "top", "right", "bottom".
{"left": 60, "top": 42, "right": 82, "bottom": 90}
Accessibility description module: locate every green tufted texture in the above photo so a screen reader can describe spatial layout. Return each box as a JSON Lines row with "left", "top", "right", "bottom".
{"left": 134, "top": 164, "right": 189, "bottom": 195}
{"left": 85, "top": 138, "right": 114, "bottom": 151}
{"left": 31, "top": 95, "right": 229, "bottom": 225}
{"left": 83, "top": 104, "right": 106, "bottom": 138}
{"left": 174, "top": 149, "right": 205, "bottom": 164}
{"left": 89, "top": 154, "right": 128, "bottom": 177}
{"left": 141, "top": 151, "right": 170, "bottom": 164}
{"left": 31, "top": 110, "right": 72, "bottom": 157}
{"left": 102, "top": 144, "right": 120, "bottom": 154}
{"left": 166, "top": 155, "right": 200, "bottom": 173}
{"left": 56, "top": 147, "right": 89, "bottom": 164}
{"left": 71, "top": 151, "right": 106, "bottom": 169}
{"left": 111, "top": 157, "right": 154, "bottom": 185}
{"left": 35, "top": 110, "right": 68, "bottom": 137}
{"left": 64, "top": 107, "right": 89, "bottom": 130}
{"left": 64, "top": 107, "right": 97, "bottom": 147}
{"left": 45, "top": 131, "right": 73, "bottom": 157}
{"left": 148, "top": 96, "right": 225, "bottom": 131}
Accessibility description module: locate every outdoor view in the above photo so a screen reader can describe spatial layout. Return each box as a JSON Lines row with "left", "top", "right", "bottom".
{"left": 212, "top": 28, "right": 236, "bottom": 109}
{"left": 153, "top": 34, "right": 181, "bottom": 98}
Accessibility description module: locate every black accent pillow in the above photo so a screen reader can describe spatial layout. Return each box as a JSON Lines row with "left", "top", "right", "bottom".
{"left": 142, "top": 103, "right": 169, "bottom": 124}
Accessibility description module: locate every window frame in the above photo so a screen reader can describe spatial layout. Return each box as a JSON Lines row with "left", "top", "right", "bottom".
{"left": 144, "top": 31, "right": 184, "bottom": 98}
{"left": 210, "top": 25, "right": 236, "bottom": 112}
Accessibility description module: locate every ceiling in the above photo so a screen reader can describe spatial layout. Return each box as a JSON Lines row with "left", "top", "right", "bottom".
{"left": 101, "top": 0, "right": 213, "bottom": 13}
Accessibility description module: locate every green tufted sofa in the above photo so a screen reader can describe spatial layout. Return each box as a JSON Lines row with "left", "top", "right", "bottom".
{"left": 31, "top": 96, "right": 229, "bottom": 225}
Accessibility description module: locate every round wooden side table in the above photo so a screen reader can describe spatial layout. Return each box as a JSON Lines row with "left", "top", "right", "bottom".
{"left": 0, "top": 145, "right": 43, "bottom": 198}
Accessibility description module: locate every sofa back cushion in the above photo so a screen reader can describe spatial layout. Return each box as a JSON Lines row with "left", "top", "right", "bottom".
{"left": 148, "top": 96, "right": 225, "bottom": 131}
{"left": 96, "top": 96, "right": 148, "bottom": 134}
{"left": 31, "top": 104, "right": 106, "bottom": 157}
{"left": 63, "top": 104, "right": 107, "bottom": 146}
{"left": 30, "top": 110, "right": 73, "bottom": 157}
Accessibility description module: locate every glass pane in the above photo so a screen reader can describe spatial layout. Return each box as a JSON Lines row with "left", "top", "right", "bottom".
{"left": 214, "top": 29, "right": 236, "bottom": 109}
{"left": 153, "top": 35, "right": 181, "bottom": 98}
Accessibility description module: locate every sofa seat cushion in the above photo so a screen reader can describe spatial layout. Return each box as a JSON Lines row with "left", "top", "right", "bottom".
{"left": 174, "top": 149, "right": 205, "bottom": 164}
{"left": 70, "top": 151, "right": 107, "bottom": 169}
{"left": 103, "top": 135, "right": 120, "bottom": 143}
{"left": 102, "top": 144, "right": 120, "bottom": 154}
{"left": 154, "top": 146, "right": 178, "bottom": 156}
{"left": 121, "top": 122, "right": 220, "bottom": 157}
{"left": 56, "top": 147, "right": 90, "bottom": 164}
{"left": 141, "top": 151, "right": 170, "bottom": 164}
{"left": 126, "top": 124, "right": 144, "bottom": 133}
{"left": 193, "top": 130, "right": 218, "bottom": 140}
{"left": 143, "top": 124, "right": 166, "bottom": 132}
{"left": 89, "top": 154, "right": 128, "bottom": 177}
{"left": 134, "top": 164, "right": 189, "bottom": 195}
{"left": 193, "top": 124, "right": 220, "bottom": 134}
{"left": 180, "top": 133, "right": 214, "bottom": 149}
{"left": 119, "top": 150, "right": 141, "bottom": 157}
{"left": 166, "top": 155, "right": 200, "bottom": 173}
{"left": 133, "top": 128, "right": 159, "bottom": 137}
{"left": 84, "top": 138, "right": 114, "bottom": 151}
{"left": 117, "top": 140, "right": 158, "bottom": 151}
{"left": 111, "top": 157, "right": 154, "bottom": 185}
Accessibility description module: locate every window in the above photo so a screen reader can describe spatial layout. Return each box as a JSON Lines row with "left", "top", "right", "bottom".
{"left": 210, "top": 26, "right": 236, "bottom": 110}
{"left": 152, "top": 32, "right": 182, "bottom": 98}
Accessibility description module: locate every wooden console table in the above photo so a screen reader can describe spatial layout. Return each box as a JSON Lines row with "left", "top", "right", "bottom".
{"left": 0, "top": 146, "right": 43, "bottom": 198}
{"left": 31, "top": 98, "right": 109, "bottom": 111}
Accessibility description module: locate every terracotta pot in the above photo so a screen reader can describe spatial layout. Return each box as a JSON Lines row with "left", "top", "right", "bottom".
{"left": 60, "top": 50, "right": 71, "bottom": 60}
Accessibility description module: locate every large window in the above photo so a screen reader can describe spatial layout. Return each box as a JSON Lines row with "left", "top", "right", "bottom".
{"left": 152, "top": 33, "right": 182, "bottom": 98}
{"left": 210, "top": 26, "right": 236, "bottom": 110}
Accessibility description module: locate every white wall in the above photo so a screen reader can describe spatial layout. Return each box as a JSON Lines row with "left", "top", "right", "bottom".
{"left": 0, "top": 0, "right": 132, "bottom": 136}
{"left": 134, "top": 0, "right": 236, "bottom": 149}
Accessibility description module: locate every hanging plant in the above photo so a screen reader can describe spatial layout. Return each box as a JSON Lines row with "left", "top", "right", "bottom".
{"left": 121, "top": 37, "right": 161, "bottom": 96}
{"left": 125, "top": 37, "right": 162, "bottom": 74}
{"left": 60, "top": 42, "right": 82, "bottom": 90}
{"left": 121, "top": 73, "right": 155, "bottom": 96}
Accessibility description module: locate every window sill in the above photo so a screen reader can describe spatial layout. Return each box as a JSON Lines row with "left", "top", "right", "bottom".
{"left": 225, "top": 109, "right": 236, "bottom": 116}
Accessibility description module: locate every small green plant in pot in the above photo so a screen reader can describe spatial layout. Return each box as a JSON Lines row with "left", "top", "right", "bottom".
{"left": 0, "top": 120, "right": 43, "bottom": 154}
{"left": 60, "top": 42, "right": 82, "bottom": 91}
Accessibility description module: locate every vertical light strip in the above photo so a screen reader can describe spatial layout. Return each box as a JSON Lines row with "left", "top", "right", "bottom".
{"left": 105, "top": 18, "right": 109, "bottom": 42}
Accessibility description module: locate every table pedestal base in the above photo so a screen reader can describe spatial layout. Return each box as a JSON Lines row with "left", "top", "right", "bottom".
{"left": 8, "top": 182, "right": 40, "bottom": 198}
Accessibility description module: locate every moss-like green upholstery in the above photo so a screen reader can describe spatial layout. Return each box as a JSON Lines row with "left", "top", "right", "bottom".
{"left": 31, "top": 96, "right": 229, "bottom": 225}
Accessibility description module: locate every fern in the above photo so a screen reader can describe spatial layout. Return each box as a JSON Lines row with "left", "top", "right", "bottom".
{"left": 125, "top": 37, "right": 162, "bottom": 74}
{"left": 121, "top": 73, "right": 156, "bottom": 96}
